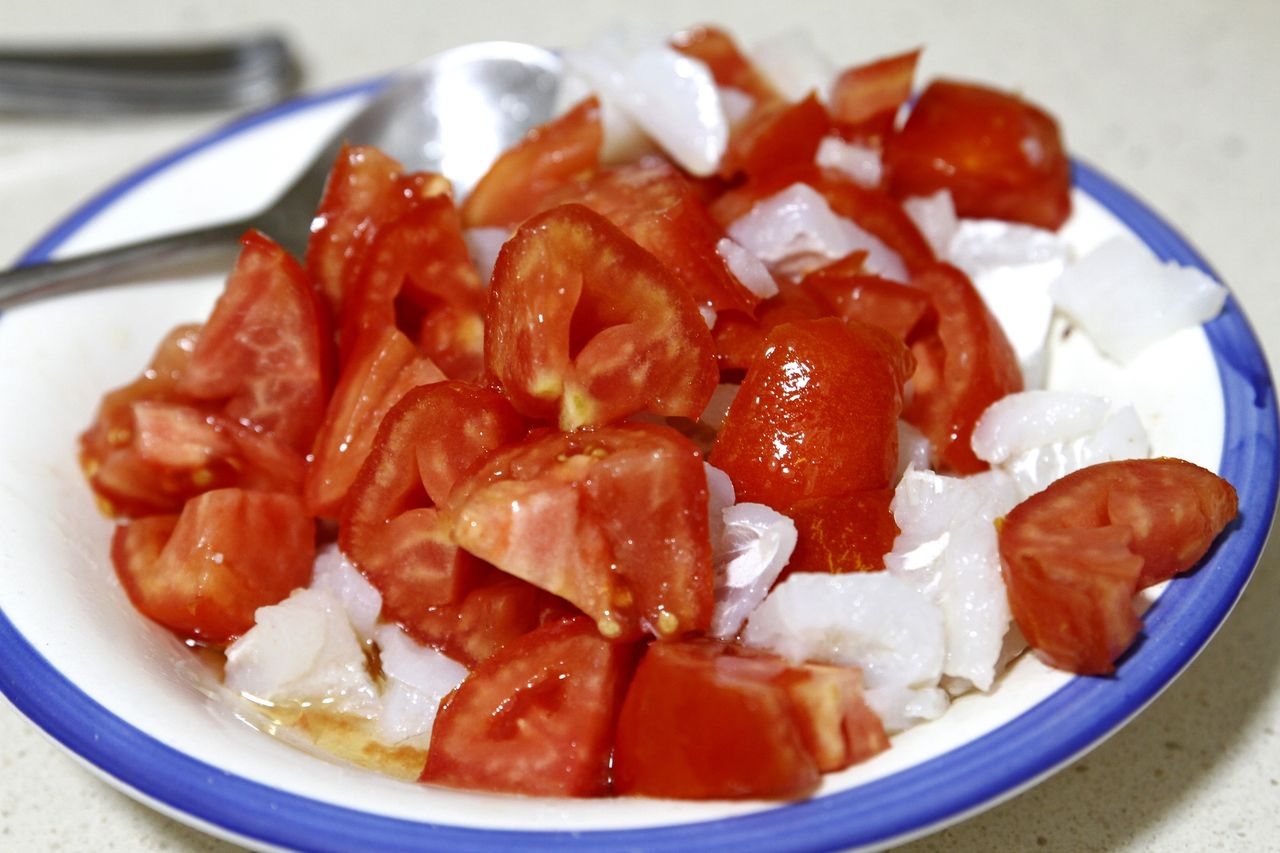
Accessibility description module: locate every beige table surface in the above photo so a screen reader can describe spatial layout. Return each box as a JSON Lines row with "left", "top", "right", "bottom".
{"left": 2, "top": 1, "right": 1278, "bottom": 850}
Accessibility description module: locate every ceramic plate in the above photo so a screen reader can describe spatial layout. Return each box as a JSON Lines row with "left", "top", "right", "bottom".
{"left": 0, "top": 79, "right": 1275, "bottom": 853}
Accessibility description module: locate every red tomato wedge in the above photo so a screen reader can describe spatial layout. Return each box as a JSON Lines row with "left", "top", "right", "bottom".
{"left": 720, "top": 93, "right": 831, "bottom": 182}
{"left": 177, "top": 230, "right": 331, "bottom": 454}
{"left": 711, "top": 280, "right": 827, "bottom": 373}
{"left": 712, "top": 317, "right": 912, "bottom": 508}
{"left": 112, "top": 489, "right": 314, "bottom": 643}
{"left": 461, "top": 96, "right": 603, "bottom": 229}
{"left": 669, "top": 25, "right": 778, "bottom": 104}
{"left": 304, "top": 325, "right": 446, "bottom": 519}
{"left": 305, "top": 143, "right": 452, "bottom": 316}
{"left": 801, "top": 252, "right": 935, "bottom": 343}
{"left": 613, "top": 640, "right": 887, "bottom": 799}
{"left": 396, "top": 570, "right": 573, "bottom": 666}
{"left": 340, "top": 196, "right": 485, "bottom": 378}
{"left": 551, "top": 159, "right": 761, "bottom": 314}
{"left": 782, "top": 489, "right": 899, "bottom": 578}
{"left": 885, "top": 79, "right": 1072, "bottom": 229}
{"left": 999, "top": 458, "right": 1238, "bottom": 674}
{"left": 341, "top": 381, "right": 525, "bottom": 618}
{"left": 421, "top": 615, "right": 637, "bottom": 796}
{"left": 485, "top": 204, "right": 718, "bottom": 429}
{"left": 829, "top": 48, "right": 921, "bottom": 145}
{"left": 448, "top": 423, "right": 714, "bottom": 643}
{"left": 903, "top": 263, "right": 1023, "bottom": 474}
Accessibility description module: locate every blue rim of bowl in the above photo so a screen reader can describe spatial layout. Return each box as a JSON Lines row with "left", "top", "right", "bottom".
{"left": 1, "top": 82, "right": 1276, "bottom": 853}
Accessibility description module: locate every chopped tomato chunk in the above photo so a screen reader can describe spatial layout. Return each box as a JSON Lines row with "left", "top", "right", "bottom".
{"left": 712, "top": 317, "right": 912, "bottom": 508}
{"left": 829, "top": 48, "right": 921, "bottom": 145}
{"left": 885, "top": 80, "right": 1072, "bottom": 229}
{"left": 999, "top": 459, "right": 1238, "bottom": 674}
{"left": 613, "top": 640, "right": 887, "bottom": 799}
{"left": 112, "top": 489, "right": 314, "bottom": 643}
{"left": 461, "top": 96, "right": 603, "bottom": 229}
{"left": 485, "top": 204, "right": 718, "bottom": 429}
{"left": 448, "top": 423, "right": 714, "bottom": 642}
{"left": 177, "top": 230, "right": 331, "bottom": 454}
{"left": 801, "top": 252, "right": 935, "bottom": 343}
{"left": 341, "top": 381, "right": 525, "bottom": 619}
{"left": 783, "top": 489, "right": 899, "bottom": 577}
{"left": 669, "top": 25, "right": 778, "bottom": 104}
{"left": 720, "top": 93, "right": 831, "bottom": 181}
{"left": 903, "top": 263, "right": 1022, "bottom": 473}
{"left": 304, "top": 325, "right": 445, "bottom": 519}
{"left": 421, "top": 615, "right": 636, "bottom": 796}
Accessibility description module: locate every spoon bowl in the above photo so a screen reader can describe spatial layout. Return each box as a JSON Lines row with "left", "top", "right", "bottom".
{"left": 0, "top": 41, "right": 563, "bottom": 308}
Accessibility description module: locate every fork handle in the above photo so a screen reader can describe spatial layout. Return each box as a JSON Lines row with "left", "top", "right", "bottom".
{"left": 0, "top": 220, "right": 250, "bottom": 310}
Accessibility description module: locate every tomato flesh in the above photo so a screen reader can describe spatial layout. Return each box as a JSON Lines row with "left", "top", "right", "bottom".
{"left": 461, "top": 96, "right": 603, "bottom": 229}
{"left": 829, "top": 48, "right": 921, "bottom": 145}
{"left": 669, "top": 25, "right": 778, "bottom": 104}
{"left": 178, "top": 230, "right": 331, "bottom": 455}
{"left": 801, "top": 252, "right": 935, "bottom": 344}
{"left": 903, "top": 263, "right": 1022, "bottom": 473}
{"left": 112, "top": 489, "right": 314, "bottom": 643}
{"left": 448, "top": 423, "right": 714, "bottom": 642}
{"left": 421, "top": 615, "right": 636, "bottom": 796}
{"left": 341, "top": 381, "right": 525, "bottom": 620}
{"left": 999, "top": 458, "right": 1238, "bottom": 674}
{"left": 485, "top": 204, "right": 718, "bottom": 429}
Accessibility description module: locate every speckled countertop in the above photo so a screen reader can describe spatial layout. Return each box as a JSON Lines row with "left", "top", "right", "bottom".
{"left": 2, "top": 1, "right": 1277, "bottom": 850}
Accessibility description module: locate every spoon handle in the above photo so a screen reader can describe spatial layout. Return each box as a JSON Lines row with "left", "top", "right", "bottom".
{"left": 0, "top": 220, "right": 251, "bottom": 310}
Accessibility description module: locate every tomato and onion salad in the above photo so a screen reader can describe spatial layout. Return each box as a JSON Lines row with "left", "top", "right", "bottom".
{"left": 78, "top": 24, "right": 1237, "bottom": 801}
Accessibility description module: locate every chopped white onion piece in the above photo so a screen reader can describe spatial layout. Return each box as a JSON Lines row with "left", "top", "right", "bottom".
{"left": 750, "top": 29, "right": 835, "bottom": 103}
{"left": 709, "top": 503, "right": 797, "bottom": 639}
{"left": 310, "top": 544, "right": 382, "bottom": 642}
{"left": 719, "top": 86, "right": 756, "bottom": 129}
{"left": 903, "top": 191, "right": 958, "bottom": 258}
{"left": 704, "top": 461, "right": 737, "bottom": 549}
{"left": 970, "top": 390, "right": 1111, "bottom": 465}
{"left": 815, "top": 136, "right": 883, "bottom": 188}
{"left": 1049, "top": 236, "right": 1227, "bottom": 363}
{"left": 225, "top": 588, "right": 380, "bottom": 718}
{"left": 727, "top": 182, "right": 908, "bottom": 281}
{"left": 372, "top": 625, "right": 468, "bottom": 749}
{"left": 972, "top": 390, "right": 1151, "bottom": 499}
{"left": 896, "top": 420, "right": 933, "bottom": 480}
{"left": 885, "top": 467, "right": 1020, "bottom": 692}
{"left": 716, "top": 237, "right": 779, "bottom": 299}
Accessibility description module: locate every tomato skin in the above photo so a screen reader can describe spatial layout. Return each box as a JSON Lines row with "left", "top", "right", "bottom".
{"left": 782, "top": 489, "right": 899, "bottom": 578}
{"left": 421, "top": 615, "right": 637, "bottom": 796}
{"left": 885, "top": 80, "right": 1072, "bottom": 229}
{"left": 461, "top": 96, "right": 603, "bottom": 229}
{"left": 178, "top": 230, "right": 332, "bottom": 454}
{"left": 305, "top": 144, "right": 451, "bottom": 316}
{"left": 485, "top": 204, "right": 718, "bottom": 429}
{"left": 711, "top": 280, "right": 827, "bottom": 373}
{"left": 341, "top": 381, "right": 525, "bottom": 618}
{"left": 304, "top": 325, "right": 446, "bottom": 519}
{"left": 449, "top": 423, "right": 714, "bottom": 643}
{"left": 551, "top": 159, "right": 761, "bottom": 314}
{"left": 903, "top": 263, "right": 1023, "bottom": 474}
{"left": 999, "top": 459, "right": 1238, "bottom": 674}
{"left": 711, "top": 317, "right": 911, "bottom": 508}
{"left": 612, "top": 640, "right": 887, "bottom": 799}
{"left": 829, "top": 48, "right": 921, "bottom": 146}
{"left": 112, "top": 489, "right": 314, "bottom": 643}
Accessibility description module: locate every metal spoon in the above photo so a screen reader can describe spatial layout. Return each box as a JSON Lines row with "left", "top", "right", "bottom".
{"left": 0, "top": 41, "right": 563, "bottom": 309}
